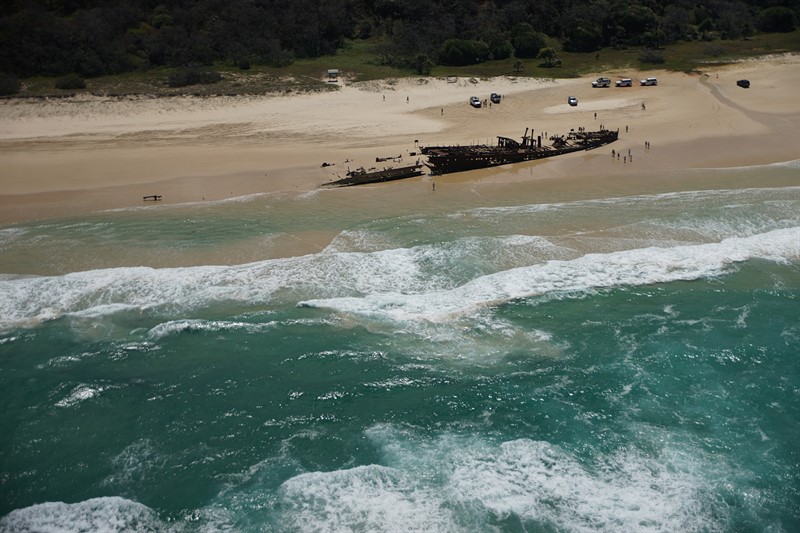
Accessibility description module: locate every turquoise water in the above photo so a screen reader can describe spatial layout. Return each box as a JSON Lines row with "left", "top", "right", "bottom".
{"left": 1, "top": 163, "right": 799, "bottom": 532}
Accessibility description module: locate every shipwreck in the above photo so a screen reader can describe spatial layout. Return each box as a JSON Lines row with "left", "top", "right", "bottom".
{"left": 324, "top": 164, "right": 425, "bottom": 187}
{"left": 421, "top": 127, "right": 618, "bottom": 175}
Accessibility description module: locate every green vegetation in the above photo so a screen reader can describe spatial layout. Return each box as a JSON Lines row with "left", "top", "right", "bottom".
{"left": 54, "top": 73, "right": 86, "bottom": 90}
{"left": 5, "top": 31, "right": 800, "bottom": 98}
{"left": 0, "top": 73, "right": 20, "bottom": 96}
{"left": 0, "top": 0, "right": 798, "bottom": 97}
{"left": 167, "top": 69, "right": 222, "bottom": 88}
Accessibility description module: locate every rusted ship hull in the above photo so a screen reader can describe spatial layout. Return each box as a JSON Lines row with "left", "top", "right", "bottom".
{"left": 421, "top": 128, "right": 618, "bottom": 175}
{"left": 325, "top": 164, "right": 425, "bottom": 187}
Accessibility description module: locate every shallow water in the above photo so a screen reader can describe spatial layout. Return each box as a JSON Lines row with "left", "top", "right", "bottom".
{"left": 1, "top": 162, "right": 799, "bottom": 532}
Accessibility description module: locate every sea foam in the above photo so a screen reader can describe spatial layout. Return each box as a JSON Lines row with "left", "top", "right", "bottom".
{"left": 300, "top": 227, "right": 799, "bottom": 322}
{"left": 270, "top": 424, "right": 734, "bottom": 532}
{"left": 0, "top": 497, "right": 164, "bottom": 533}
{"left": 1, "top": 224, "right": 797, "bottom": 333}
{"left": 278, "top": 465, "right": 457, "bottom": 532}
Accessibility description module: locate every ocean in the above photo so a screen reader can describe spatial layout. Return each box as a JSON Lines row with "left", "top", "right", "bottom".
{"left": 1, "top": 161, "right": 799, "bottom": 532}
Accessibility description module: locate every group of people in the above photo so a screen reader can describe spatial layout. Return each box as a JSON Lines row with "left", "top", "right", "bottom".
{"left": 610, "top": 141, "right": 652, "bottom": 164}
{"left": 611, "top": 148, "right": 632, "bottom": 163}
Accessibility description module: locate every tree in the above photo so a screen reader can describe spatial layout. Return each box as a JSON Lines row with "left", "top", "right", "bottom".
{"left": 641, "top": 30, "right": 666, "bottom": 50}
{"left": 537, "top": 47, "right": 558, "bottom": 67}
{"left": 615, "top": 5, "right": 659, "bottom": 39}
{"left": 151, "top": 4, "right": 173, "bottom": 29}
{"left": 414, "top": 54, "right": 433, "bottom": 75}
{"left": 513, "top": 30, "right": 546, "bottom": 58}
{"left": 717, "top": 2, "right": 755, "bottom": 40}
{"left": 439, "top": 39, "right": 489, "bottom": 66}
{"left": 483, "top": 31, "right": 514, "bottom": 60}
{"left": 698, "top": 18, "right": 715, "bottom": 40}
{"left": 0, "top": 0, "right": 793, "bottom": 80}
{"left": 662, "top": 5, "right": 693, "bottom": 42}
{"left": 757, "top": 7, "right": 797, "bottom": 33}
{"left": 564, "top": 24, "right": 603, "bottom": 52}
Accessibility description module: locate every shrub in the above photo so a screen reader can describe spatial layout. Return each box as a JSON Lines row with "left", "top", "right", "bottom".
{"left": 0, "top": 73, "right": 21, "bottom": 96}
{"left": 167, "top": 69, "right": 222, "bottom": 87}
{"left": 55, "top": 73, "right": 86, "bottom": 90}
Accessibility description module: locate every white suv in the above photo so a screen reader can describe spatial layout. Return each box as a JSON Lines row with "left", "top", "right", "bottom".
{"left": 592, "top": 77, "right": 611, "bottom": 88}
{"left": 640, "top": 77, "right": 658, "bottom": 86}
{"left": 615, "top": 78, "right": 632, "bottom": 87}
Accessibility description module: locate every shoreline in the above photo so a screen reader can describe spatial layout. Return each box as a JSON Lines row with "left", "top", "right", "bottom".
{"left": 1, "top": 56, "right": 799, "bottom": 225}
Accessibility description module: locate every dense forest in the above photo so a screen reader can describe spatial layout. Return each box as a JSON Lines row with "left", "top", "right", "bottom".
{"left": 0, "top": 0, "right": 797, "bottom": 81}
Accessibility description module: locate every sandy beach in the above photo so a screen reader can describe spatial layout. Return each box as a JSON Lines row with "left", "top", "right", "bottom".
{"left": 1, "top": 55, "right": 798, "bottom": 225}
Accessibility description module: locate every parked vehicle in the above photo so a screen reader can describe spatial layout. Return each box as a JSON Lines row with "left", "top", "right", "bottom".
{"left": 640, "top": 77, "right": 658, "bottom": 86}
{"left": 568, "top": 96, "right": 578, "bottom": 106}
{"left": 737, "top": 79, "right": 750, "bottom": 88}
{"left": 490, "top": 92, "right": 501, "bottom": 103}
{"left": 615, "top": 78, "right": 632, "bottom": 87}
{"left": 470, "top": 96, "right": 481, "bottom": 108}
{"left": 592, "top": 77, "right": 611, "bottom": 88}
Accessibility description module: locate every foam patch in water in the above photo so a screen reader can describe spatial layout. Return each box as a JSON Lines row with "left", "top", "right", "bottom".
{"left": 0, "top": 497, "right": 164, "bottom": 532}
{"left": 54, "top": 383, "right": 115, "bottom": 408}
{"left": 277, "top": 465, "right": 457, "bottom": 532}
{"left": 301, "top": 228, "right": 799, "bottom": 322}
{"left": 269, "top": 424, "right": 737, "bottom": 531}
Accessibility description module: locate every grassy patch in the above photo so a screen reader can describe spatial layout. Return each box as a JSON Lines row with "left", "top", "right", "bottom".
{"left": 13, "top": 65, "right": 337, "bottom": 98}
{"left": 8, "top": 32, "right": 799, "bottom": 98}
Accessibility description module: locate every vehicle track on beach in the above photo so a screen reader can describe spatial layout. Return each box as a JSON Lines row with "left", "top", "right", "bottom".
{"left": 699, "top": 73, "right": 797, "bottom": 136}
